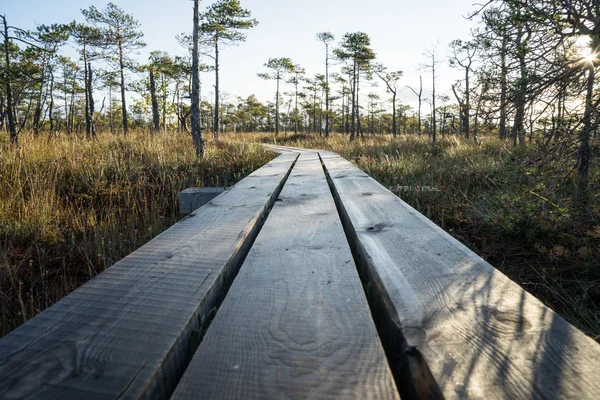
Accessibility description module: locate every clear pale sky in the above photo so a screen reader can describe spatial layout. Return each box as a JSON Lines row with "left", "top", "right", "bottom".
{"left": 3, "top": 0, "right": 479, "bottom": 110}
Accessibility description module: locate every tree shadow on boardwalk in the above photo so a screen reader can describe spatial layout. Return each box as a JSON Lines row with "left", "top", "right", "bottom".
{"left": 368, "top": 199, "right": 600, "bottom": 399}
{"left": 428, "top": 254, "right": 583, "bottom": 399}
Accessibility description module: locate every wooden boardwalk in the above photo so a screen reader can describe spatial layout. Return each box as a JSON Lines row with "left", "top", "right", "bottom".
{"left": 1, "top": 145, "right": 599, "bottom": 399}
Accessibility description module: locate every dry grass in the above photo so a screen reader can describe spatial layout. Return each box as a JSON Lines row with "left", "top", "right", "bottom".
{"left": 0, "top": 130, "right": 275, "bottom": 335}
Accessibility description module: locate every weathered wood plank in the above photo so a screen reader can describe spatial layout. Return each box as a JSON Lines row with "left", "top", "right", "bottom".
{"left": 0, "top": 153, "right": 297, "bottom": 400}
{"left": 263, "top": 144, "right": 310, "bottom": 153}
{"left": 319, "top": 150, "right": 600, "bottom": 399}
{"left": 171, "top": 152, "right": 399, "bottom": 400}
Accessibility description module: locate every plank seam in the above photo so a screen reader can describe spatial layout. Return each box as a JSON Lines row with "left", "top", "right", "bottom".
{"left": 170, "top": 151, "right": 400, "bottom": 399}
{"left": 140, "top": 153, "right": 300, "bottom": 399}
{"left": 317, "top": 152, "right": 442, "bottom": 400}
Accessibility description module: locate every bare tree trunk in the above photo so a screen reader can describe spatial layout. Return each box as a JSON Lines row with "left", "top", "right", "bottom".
{"left": 49, "top": 70, "right": 55, "bottom": 135}
{"left": 118, "top": 41, "right": 128, "bottom": 136}
{"left": 63, "top": 71, "right": 69, "bottom": 133}
{"left": 451, "top": 84, "right": 464, "bottom": 137}
{"left": 293, "top": 80, "right": 298, "bottom": 134}
{"left": 555, "top": 82, "right": 567, "bottom": 143}
{"left": 528, "top": 98, "right": 534, "bottom": 143}
{"left": 3, "top": 16, "right": 17, "bottom": 146}
{"left": 418, "top": 77, "right": 422, "bottom": 136}
{"left": 33, "top": 55, "right": 46, "bottom": 136}
{"left": 464, "top": 66, "right": 470, "bottom": 139}
{"left": 441, "top": 110, "right": 446, "bottom": 138}
{"left": 325, "top": 42, "right": 330, "bottom": 138}
{"left": 431, "top": 57, "right": 437, "bottom": 143}
{"left": 417, "top": 76, "right": 422, "bottom": 136}
{"left": 69, "top": 77, "right": 76, "bottom": 135}
{"left": 350, "top": 58, "right": 356, "bottom": 140}
{"left": 319, "top": 91, "right": 323, "bottom": 136}
{"left": 275, "top": 73, "right": 280, "bottom": 136}
{"left": 392, "top": 91, "right": 397, "bottom": 136}
{"left": 220, "top": 99, "right": 225, "bottom": 135}
{"left": 213, "top": 37, "right": 220, "bottom": 139}
{"left": 176, "top": 80, "right": 182, "bottom": 132}
{"left": 162, "top": 74, "right": 167, "bottom": 131}
{"left": 87, "top": 62, "right": 96, "bottom": 138}
{"left": 339, "top": 88, "right": 344, "bottom": 135}
{"left": 149, "top": 69, "right": 160, "bottom": 131}
{"left": 0, "top": 92, "right": 6, "bottom": 131}
{"left": 499, "top": 33, "right": 508, "bottom": 139}
{"left": 312, "top": 89, "right": 317, "bottom": 134}
{"left": 512, "top": 56, "right": 527, "bottom": 147}
{"left": 84, "top": 45, "right": 91, "bottom": 137}
{"left": 577, "top": 64, "right": 594, "bottom": 202}
{"left": 191, "top": 0, "right": 205, "bottom": 156}
{"left": 109, "top": 84, "right": 114, "bottom": 134}
{"left": 356, "top": 65, "right": 363, "bottom": 138}
{"left": 370, "top": 103, "right": 374, "bottom": 134}
{"left": 473, "top": 86, "right": 483, "bottom": 141}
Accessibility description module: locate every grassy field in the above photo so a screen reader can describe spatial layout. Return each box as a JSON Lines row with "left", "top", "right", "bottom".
{"left": 0, "top": 131, "right": 275, "bottom": 335}
{"left": 1, "top": 131, "right": 599, "bottom": 341}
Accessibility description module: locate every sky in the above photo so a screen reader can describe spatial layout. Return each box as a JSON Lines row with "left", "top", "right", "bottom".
{"left": 3, "top": 0, "right": 480, "bottom": 110}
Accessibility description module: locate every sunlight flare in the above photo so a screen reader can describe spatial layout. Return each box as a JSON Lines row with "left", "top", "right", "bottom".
{"left": 583, "top": 52, "right": 598, "bottom": 63}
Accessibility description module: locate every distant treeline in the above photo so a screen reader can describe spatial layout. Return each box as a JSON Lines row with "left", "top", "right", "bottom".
{"left": 0, "top": 0, "right": 598, "bottom": 196}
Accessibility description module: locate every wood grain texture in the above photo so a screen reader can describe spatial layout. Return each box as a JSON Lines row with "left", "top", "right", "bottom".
{"left": 171, "top": 152, "right": 399, "bottom": 400}
{"left": 319, "top": 150, "right": 600, "bottom": 400}
{"left": 0, "top": 153, "right": 297, "bottom": 400}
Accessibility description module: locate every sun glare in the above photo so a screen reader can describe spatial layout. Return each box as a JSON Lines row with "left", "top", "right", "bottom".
{"left": 573, "top": 36, "right": 597, "bottom": 64}
{"left": 583, "top": 53, "right": 597, "bottom": 63}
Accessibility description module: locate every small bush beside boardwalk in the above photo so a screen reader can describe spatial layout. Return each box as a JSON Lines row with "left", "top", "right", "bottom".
{"left": 1, "top": 130, "right": 598, "bottom": 343}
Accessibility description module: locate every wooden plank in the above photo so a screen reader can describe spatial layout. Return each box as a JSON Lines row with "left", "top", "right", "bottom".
{"left": 171, "top": 152, "right": 399, "bottom": 400}
{"left": 319, "top": 150, "right": 600, "bottom": 399}
{"left": 0, "top": 153, "right": 297, "bottom": 400}
{"left": 263, "top": 144, "right": 309, "bottom": 153}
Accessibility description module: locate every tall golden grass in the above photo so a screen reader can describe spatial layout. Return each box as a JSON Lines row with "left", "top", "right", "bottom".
{"left": 0, "top": 130, "right": 275, "bottom": 335}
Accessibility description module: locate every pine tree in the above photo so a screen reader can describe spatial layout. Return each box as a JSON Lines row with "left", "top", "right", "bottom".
{"left": 82, "top": 2, "right": 145, "bottom": 136}
{"left": 258, "top": 57, "right": 294, "bottom": 136}
{"left": 200, "top": 0, "right": 258, "bottom": 138}
{"left": 334, "top": 32, "right": 375, "bottom": 140}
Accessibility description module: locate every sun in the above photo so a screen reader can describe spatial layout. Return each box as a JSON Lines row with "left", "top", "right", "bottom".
{"left": 574, "top": 36, "right": 597, "bottom": 63}
{"left": 583, "top": 52, "right": 597, "bottom": 63}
